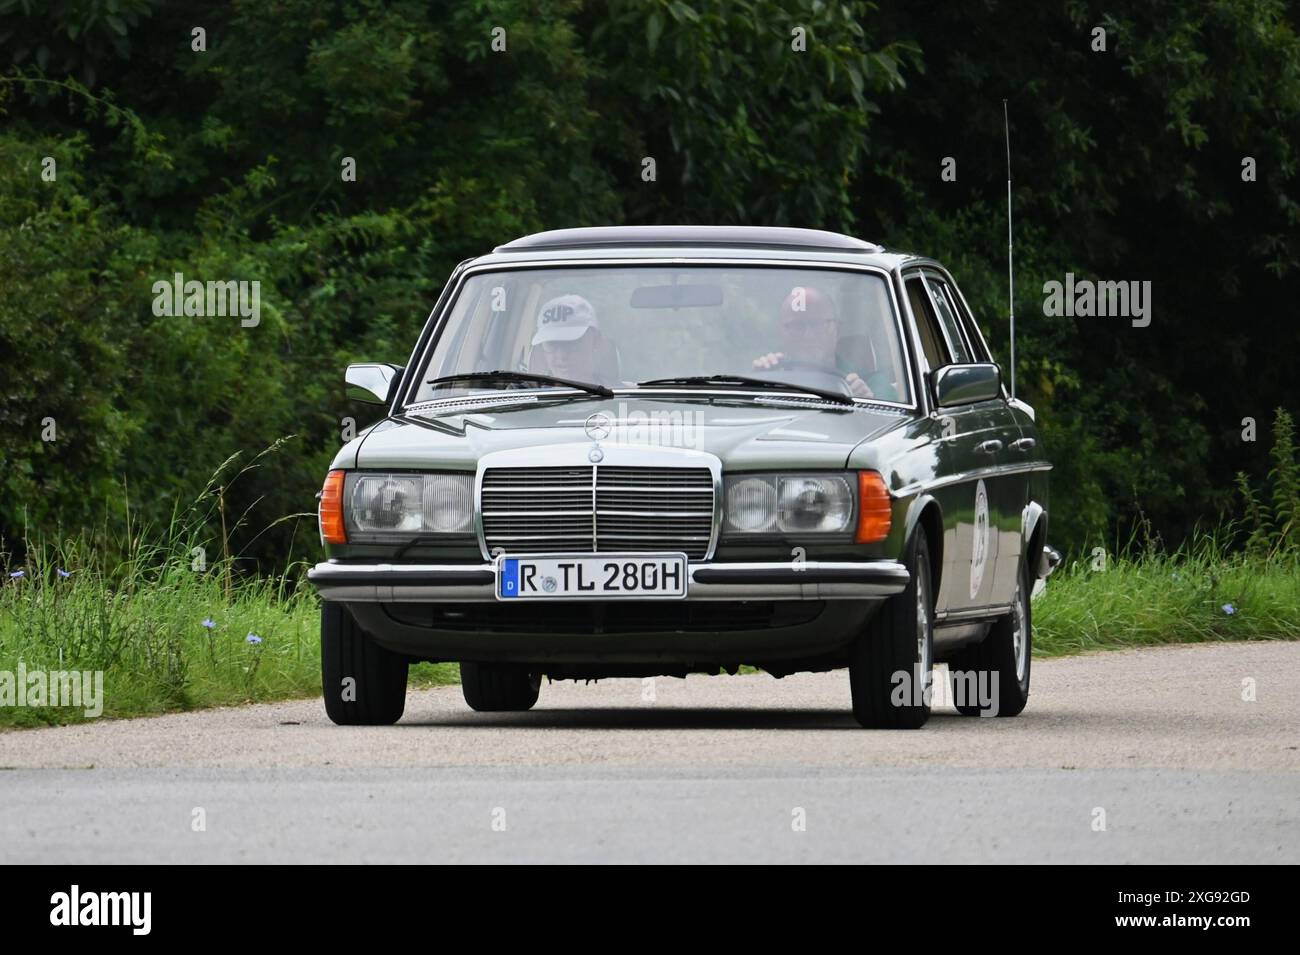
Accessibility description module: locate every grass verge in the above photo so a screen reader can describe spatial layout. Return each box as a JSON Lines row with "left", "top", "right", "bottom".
{"left": 1, "top": 538, "right": 1296, "bottom": 729}
{"left": 0, "top": 545, "right": 457, "bottom": 729}
{"left": 1034, "top": 547, "right": 1299, "bottom": 655}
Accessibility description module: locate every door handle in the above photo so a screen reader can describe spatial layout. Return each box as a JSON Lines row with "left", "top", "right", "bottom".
{"left": 1010, "top": 437, "right": 1036, "bottom": 451}
{"left": 976, "top": 439, "right": 1003, "bottom": 454}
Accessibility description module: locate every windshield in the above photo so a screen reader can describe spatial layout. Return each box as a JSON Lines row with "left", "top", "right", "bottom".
{"left": 411, "top": 265, "right": 912, "bottom": 405}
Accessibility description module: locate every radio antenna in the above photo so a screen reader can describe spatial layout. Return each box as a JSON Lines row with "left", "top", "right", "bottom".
{"left": 1003, "top": 98, "right": 1015, "bottom": 399}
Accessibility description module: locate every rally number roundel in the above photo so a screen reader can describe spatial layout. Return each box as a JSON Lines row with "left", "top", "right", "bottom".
{"left": 969, "top": 479, "right": 990, "bottom": 600}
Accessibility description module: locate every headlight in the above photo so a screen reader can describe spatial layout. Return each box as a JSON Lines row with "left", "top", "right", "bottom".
{"left": 725, "top": 477, "right": 778, "bottom": 533}
{"left": 346, "top": 472, "right": 473, "bottom": 540}
{"left": 723, "top": 473, "right": 855, "bottom": 535}
{"left": 779, "top": 475, "right": 853, "bottom": 532}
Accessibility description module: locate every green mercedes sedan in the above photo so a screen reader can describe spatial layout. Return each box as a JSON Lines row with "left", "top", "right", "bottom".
{"left": 308, "top": 226, "right": 1057, "bottom": 729}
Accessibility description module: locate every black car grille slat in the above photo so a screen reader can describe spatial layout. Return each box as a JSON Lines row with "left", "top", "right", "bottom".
{"left": 481, "top": 465, "right": 714, "bottom": 559}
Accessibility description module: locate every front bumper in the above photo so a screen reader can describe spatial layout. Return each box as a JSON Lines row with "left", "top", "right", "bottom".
{"left": 1038, "top": 545, "right": 1062, "bottom": 579}
{"left": 307, "top": 559, "right": 910, "bottom": 603}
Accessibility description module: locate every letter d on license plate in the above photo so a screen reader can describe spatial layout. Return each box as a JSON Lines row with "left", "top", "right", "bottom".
{"left": 496, "top": 553, "right": 688, "bottom": 600}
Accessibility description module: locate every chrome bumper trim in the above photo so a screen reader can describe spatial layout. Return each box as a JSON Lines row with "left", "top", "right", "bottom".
{"left": 307, "top": 559, "right": 910, "bottom": 602}
{"left": 1038, "top": 545, "right": 1062, "bottom": 580}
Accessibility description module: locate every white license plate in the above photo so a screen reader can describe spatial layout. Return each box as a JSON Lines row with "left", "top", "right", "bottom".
{"left": 495, "top": 553, "right": 688, "bottom": 600}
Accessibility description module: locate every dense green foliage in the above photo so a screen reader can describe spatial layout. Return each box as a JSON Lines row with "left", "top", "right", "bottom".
{"left": 1, "top": 0, "right": 1298, "bottom": 567}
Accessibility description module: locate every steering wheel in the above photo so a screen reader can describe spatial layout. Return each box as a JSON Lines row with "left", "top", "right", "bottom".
{"left": 754, "top": 357, "right": 854, "bottom": 396}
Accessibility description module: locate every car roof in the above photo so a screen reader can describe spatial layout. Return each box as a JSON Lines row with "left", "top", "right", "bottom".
{"left": 496, "top": 225, "right": 882, "bottom": 253}
{"left": 476, "top": 226, "right": 922, "bottom": 270}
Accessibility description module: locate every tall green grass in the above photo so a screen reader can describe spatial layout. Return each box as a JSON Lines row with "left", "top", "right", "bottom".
{"left": 1034, "top": 537, "right": 1300, "bottom": 655}
{"left": 0, "top": 445, "right": 457, "bottom": 729}
{"left": 0, "top": 540, "right": 458, "bottom": 729}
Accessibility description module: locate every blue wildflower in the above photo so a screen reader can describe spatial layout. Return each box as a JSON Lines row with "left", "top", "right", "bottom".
{"left": 1221, "top": 603, "right": 1236, "bottom": 616}
{"left": 201, "top": 617, "right": 216, "bottom": 630}
{"left": 246, "top": 633, "right": 263, "bottom": 645}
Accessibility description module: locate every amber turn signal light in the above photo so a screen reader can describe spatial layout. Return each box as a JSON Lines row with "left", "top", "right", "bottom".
{"left": 319, "top": 469, "right": 348, "bottom": 544}
{"left": 855, "top": 470, "right": 892, "bottom": 543}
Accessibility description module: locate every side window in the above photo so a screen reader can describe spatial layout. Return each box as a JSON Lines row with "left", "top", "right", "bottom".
{"left": 924, "top": 275, "right": 974, "bottom": 364}
{"left": 935, "top": 277, "right": 991, "bottom": 363}
{"left": 905, "top": 276, "right": 950, "bottom": 372}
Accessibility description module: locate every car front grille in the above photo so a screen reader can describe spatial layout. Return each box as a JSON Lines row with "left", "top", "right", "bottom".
{"left": 481, "top": 465, "right": 715, "bottom": 559}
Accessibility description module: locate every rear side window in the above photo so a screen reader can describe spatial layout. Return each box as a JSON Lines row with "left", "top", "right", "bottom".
{"left": 905, "top": 277, "right": 950, "bottom": 371}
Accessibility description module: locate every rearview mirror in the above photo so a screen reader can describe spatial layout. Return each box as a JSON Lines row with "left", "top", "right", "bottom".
{"left": 346, "top": 363, "right": 403, "bottom": 405}
{"left": 629, "top": 284, "right": 724, "bottom": 309}
{"left": 932, "top": 363, "right": 1002, "bottom": 408}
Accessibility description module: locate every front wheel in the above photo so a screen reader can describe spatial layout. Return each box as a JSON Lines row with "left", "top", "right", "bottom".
{"left": 849, "top": 533, "right": 934, "bottom": 729}
{"left": 460, "top": 662, "right": 542, "bottom": 712}
{"left": 321, "top": 602, "right": 409, "bottom": 725}
{"left": 950, "top": 555, "right": 1032, "bottom": 717}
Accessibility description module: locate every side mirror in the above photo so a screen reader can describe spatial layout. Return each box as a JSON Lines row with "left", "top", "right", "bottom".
{"left": 346, "top": 363, "right": 403, "bottom": 405}
{"left": 932, "top": 363, "right": 1001, "bottom": 408}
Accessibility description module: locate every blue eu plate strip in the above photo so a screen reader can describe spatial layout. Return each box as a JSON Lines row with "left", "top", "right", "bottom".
{"left": 499, "top": 558, "right": 519, "bottom": 598}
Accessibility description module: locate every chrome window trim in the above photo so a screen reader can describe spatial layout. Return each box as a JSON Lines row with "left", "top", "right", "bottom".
{"left": 391, "top": 259, "right": 474, "bottom": 414}
{"left": 920, "top": 269, "right": 978, "bottom": 363}
{"left": 918, "top": 269, "right": 966, "bottom": 363}
{"left": 901, "top": 267, "right": 958, "bottom": 371}
{"left": 931, "top": 263, "right": 997, "bottom": 364}
{"left": 897, "top": 268, "right": 946, "bottom": 417}
{"left": 911, "top": 259, "right": 1009, "bottom": 402}
{"left": 400, "top": 257, "right": 922, "bottom": 415}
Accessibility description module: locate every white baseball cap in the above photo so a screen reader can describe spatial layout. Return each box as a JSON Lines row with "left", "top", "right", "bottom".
{"left": 532, "top": 294, "right": 600, "bottom": 345}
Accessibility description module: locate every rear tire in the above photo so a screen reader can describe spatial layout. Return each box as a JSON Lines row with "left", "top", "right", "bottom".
{"left": 460, "top": 662, "right": 541, "bottom": 712}
{"left": 321, "top": 602, "right": 409, "bottom": 725}
{"left": 950, "top": 554, "right": 1032, "bottom": 717}
{"left": 849, "top": 533, "right": 934, "bottom": 729}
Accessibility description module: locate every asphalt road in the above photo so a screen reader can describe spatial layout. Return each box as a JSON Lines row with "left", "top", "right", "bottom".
{"left": 1, "top": 641, "right": 1297, "bottom": 863}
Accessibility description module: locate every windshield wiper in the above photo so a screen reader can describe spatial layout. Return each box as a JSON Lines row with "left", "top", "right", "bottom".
{"left": 635, "top": 374, "right": 854, "bottom": 406}
{"left": 426, "top": 370, "right": 613, "bottom": 398}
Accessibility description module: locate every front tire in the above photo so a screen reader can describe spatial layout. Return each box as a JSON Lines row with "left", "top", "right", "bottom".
{"left": 321, "top": 602, "right": 409, "bottom": 725}
{"left": 950, "top": 554, "right": 1032, "bottom": 717}
{"left": 460, "top": 662, "right": 541, "bottom": 712}
{"left": 849, "top": 533, "right": 934, "bottom": 729}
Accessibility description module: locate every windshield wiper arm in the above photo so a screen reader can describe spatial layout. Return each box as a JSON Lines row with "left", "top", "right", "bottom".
{"left": 636, "top": 374, "right": 854, "bottom": 406}
{"left": 426, "top": 370, "right": 613, "bottom": 398}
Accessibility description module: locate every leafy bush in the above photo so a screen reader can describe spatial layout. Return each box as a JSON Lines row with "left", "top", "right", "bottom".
{"left": 1236, "top": 408, "right": 1298, "bottom": 559}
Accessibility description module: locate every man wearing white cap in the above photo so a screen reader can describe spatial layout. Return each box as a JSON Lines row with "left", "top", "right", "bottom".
{"left": 531, "top": 293, "right": 612, "bottom": 385}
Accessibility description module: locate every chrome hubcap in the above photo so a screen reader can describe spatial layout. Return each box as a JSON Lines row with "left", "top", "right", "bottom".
{"left": 1011, "top": 580, "right": 1028, "bottom": 683}
{"left": 915, "top": 570, "right": 931, "bottom": 695}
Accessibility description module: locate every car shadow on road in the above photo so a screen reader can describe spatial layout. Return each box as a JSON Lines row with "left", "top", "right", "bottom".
{"left": 400, "top": 707, "right": 884, "bottom": 730}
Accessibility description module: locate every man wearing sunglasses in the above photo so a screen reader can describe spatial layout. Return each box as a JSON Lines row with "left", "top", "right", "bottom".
{"left": 752, "top": 286, "right": 876, "bottom": 399}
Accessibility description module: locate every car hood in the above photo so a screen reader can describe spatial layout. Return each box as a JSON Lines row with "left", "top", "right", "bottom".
{"left": 343, "top": 396, "right": 909, "bottom": 472}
